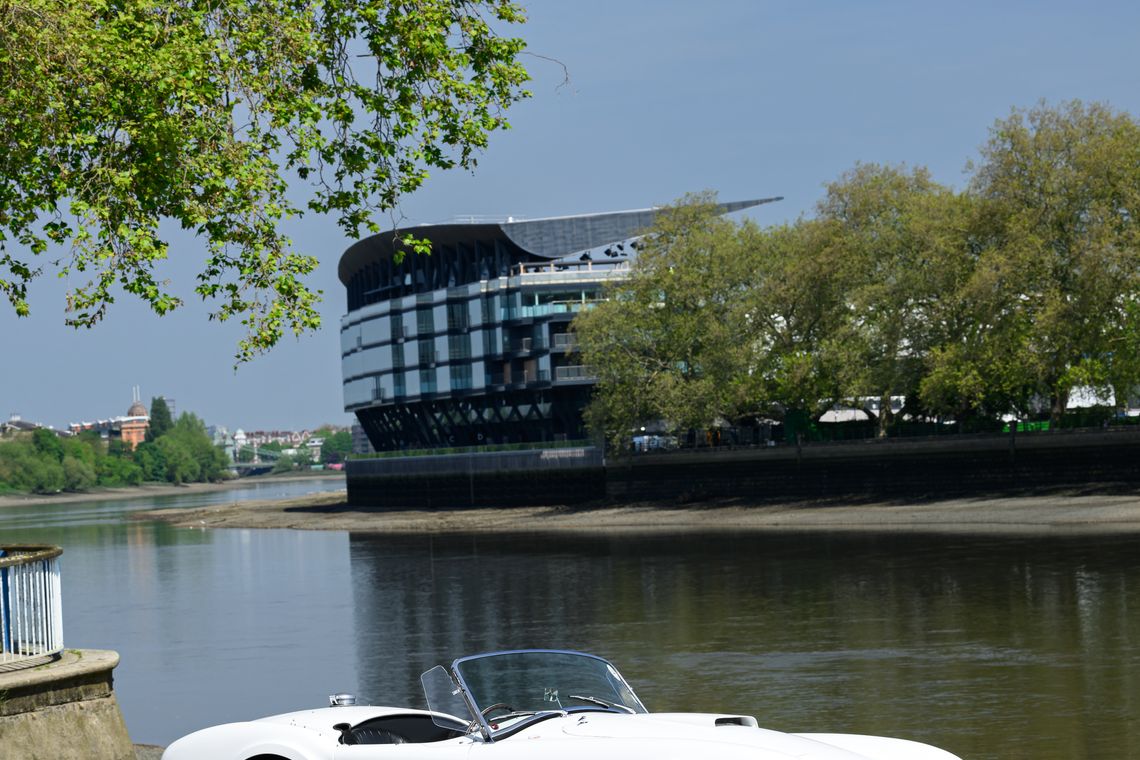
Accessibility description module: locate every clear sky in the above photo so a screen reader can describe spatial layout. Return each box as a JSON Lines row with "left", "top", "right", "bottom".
{"left": 4, "top": 0, "right": 1139, "bottom": 432}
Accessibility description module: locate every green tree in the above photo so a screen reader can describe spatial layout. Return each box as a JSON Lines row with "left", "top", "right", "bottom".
{"left": 318, "top": 429, "right": 353, "bottom": 464}
{"left": 156, "top": 436, "right": 199, "bottom": 485}
{"left": 62, "top": 455, "right": 96, "bottom": 491}
{"left": 819, "top": 164, "right": 972, "bottom": 436}
{"left": 917, "top": 199, "right": 1033, "bottom": 426}
{"left": 96, "top": 452, "right": 144, "bottom": 487}
{"left": 31, "top": 427, "right": 64, "bottom": 462}
{"left": 575, "top": 194, "right": 755, "bottom": 447}
{"left": 133, "top": 440, "right": 168, "bottom": 482}
{"left": 0, "top": 1, "right": 530, "bottom": 360}
{"left": 0, "top": 438, "right": 64, "bottom": 493}
{"left": 294, "top": 448, "right": 315, "bottom": 469}
{"left": 147, "top": 397, "right": 174, "bottom": 441}
{"left": 69, "top": 431, "right": 147, "bottom": 487}
{"left": 61, "top": 436, "right": 96, "bottom": 468}
{"left": 732, "top": 218, "right": 851, "bottom": 427}
{"left": 167, "top": 413, "right": 229, "bottom": 481}
{"left": 0, "top": 428, "right": 151, "bottom": 491}
{"left": 967, "top": 101, "right": 1140, "bottom": 422}
{"left": 106, "top": 437, "right": 128, "bottom": 459}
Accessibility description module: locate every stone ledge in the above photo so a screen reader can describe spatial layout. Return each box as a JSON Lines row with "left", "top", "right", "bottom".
{"left": 0, "top": 649, "right": 133, "bottom": 760}
{"left": 0, "top": 649, "right": 119, "bottom": 716}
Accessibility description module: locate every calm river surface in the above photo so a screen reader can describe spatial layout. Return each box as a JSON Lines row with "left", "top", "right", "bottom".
{"left": 2, "top": 483, "right": 1139, "bottom": 759}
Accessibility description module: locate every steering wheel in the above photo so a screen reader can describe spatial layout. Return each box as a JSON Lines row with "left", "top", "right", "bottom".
{"left": 480, "top": 703, "right": 514, "bottom": 718}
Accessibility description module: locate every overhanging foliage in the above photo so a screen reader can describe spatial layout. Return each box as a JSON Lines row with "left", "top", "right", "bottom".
{"left": 0, "top": 0, "right": 530, "bottom": 360}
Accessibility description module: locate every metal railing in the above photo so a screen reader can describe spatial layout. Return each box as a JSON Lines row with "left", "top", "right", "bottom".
{"left": 553, "top": 333, "right": 579, "bottom": 350}
{"left": 0, "top": 545, "right": 63, "bottom": 667}
{"left": 503, "top": 336, "right": 547, "bottom": 353}
{"left": 555, "top": 365, "right": 596, "bottom": 381}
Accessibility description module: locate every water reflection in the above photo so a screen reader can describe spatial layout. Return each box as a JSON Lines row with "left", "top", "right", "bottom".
{"left": 4, "top": 486, "right": 1139, "bottom": 759}
{"left": 347, "top": 532, "right": 1140, "bottom": 760}
{"left": 0, "top": 477, "right": 346, "bottom": 533}
{"left": 0, "top": 479, "right": 355, "bottom": 746}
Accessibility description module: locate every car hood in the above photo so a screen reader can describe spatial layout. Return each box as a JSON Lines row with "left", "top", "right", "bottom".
{"left": 543, "top": 713, "right": 871, "bottom": 759}
{"left": 546, "top": 713, "right": 956, "bottom": 760}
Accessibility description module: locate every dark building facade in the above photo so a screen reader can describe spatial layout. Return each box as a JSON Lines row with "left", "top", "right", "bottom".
{"left": 339, "top": 200, "right": 779, "bottom": 452}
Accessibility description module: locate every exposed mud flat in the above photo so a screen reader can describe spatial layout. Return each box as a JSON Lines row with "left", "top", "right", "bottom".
{"left": 133, "top": 488, "right": 1140, "bottom": 536}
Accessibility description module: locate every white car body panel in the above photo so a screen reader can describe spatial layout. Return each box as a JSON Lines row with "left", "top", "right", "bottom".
{"left": 165, "top": 708, "right": 961, "bottom": 760}
{"left": 795, "top": 733, "right": 964, "bottom": 760}
{"left": 163, "top": 650, "right": 963, "bottom": 760}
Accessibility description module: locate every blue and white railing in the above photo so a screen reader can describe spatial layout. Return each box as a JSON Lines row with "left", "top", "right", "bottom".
{"left": 0, "top": 545, "right": 63, "bottom": 667}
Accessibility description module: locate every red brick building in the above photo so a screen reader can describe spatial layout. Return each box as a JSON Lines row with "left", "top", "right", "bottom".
{"left": 69, "top": 396, "right": 151, "bottom": 451}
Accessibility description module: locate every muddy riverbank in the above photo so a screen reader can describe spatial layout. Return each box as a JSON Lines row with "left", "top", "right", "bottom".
{"left": 134, "top": 487, "right": 1140, "bottom": 536}
{"left": 0, "top": 473, "right": 344, "bottom": 511}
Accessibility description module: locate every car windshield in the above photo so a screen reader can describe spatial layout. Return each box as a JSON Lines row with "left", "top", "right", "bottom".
{"left": 453, "top": 650, "right": 647, "bottom": 716}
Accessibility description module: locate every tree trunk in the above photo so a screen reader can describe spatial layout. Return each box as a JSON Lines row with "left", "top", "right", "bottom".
{"left": 1050, "top": 388, "right": 1069, "bottom": 427}
{"left": 877, "top": 392, "right": 893, "bottom": 438}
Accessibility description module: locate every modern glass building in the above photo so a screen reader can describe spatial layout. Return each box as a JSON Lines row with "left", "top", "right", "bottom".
{"left": 339, "top": 200, "right": 779, "bottom": 451}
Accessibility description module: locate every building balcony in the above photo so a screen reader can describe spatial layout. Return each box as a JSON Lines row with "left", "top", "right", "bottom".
{"left": 503, "top": 336, "right": 547, "bottom": 354}
{"left": 552, "top": 333, "right": 579, "bottom": 350}
{"left": 504, "top": 368, "right": 552, "bottom": 387}
{"left": 554, "top": 365, "right": 595, "bottom": 382}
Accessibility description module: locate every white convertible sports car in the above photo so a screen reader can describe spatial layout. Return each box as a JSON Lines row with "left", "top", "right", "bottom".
{"left": 163, "top": 649, "right": 963, "bottom": 760}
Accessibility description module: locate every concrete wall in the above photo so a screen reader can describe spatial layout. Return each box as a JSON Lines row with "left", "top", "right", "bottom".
{"left": 0, "top": 649, "right": 134, "bottom": 760}
{"left": 346, "top": 429, "right": 1140, "bottom": 509}
{"left": 347, "top": 448, "right": 606, "bottom": 507}
{"left": 608, "top": 428, "right": 1140, "bottom": 503}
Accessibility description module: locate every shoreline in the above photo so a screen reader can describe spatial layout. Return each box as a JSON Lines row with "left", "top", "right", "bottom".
{"left": 133, "top": 487, "right": 1140, "bottom": 536}
{"left": 0, "top": 472, "right": 344, "bottom": 511}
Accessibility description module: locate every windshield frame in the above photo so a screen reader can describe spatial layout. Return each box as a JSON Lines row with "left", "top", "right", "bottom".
{"left": 447, "top": 649, "right": 647, "bottom": 741}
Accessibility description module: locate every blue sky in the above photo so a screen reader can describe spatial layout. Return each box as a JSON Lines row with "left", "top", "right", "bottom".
{"left": 3, "top": 1, "right": 1139, "bottom": 431}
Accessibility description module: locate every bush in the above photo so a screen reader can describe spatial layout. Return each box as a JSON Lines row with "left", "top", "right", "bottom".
{"left": 133, "top": 440, "right": 168, "bottom": 482}
{"left": 98, "top": 455, "right": 144, "bottom": 486}
{"left": 0, "top": 440, "right": 64, "bottom": 493}
{"left": 62, "top": 455, "right": 96, "bottom": 491}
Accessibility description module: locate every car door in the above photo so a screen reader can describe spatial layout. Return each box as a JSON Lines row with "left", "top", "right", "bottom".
{"left": 333, "top": 735, "right": 476, "bottom": 760}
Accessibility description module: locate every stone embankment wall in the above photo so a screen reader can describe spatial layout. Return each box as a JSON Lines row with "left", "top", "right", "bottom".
{"left": 346, "top": 429, "right": 1140, "bottom": 509}
{"left": 0, "top": 649, "right": 134, "bottom": 760}
{"left": 608, "top": 428, "right": 1140, "bottom": 503}
{"left": 348, "top": 447, "right": 606, "bottom": 507}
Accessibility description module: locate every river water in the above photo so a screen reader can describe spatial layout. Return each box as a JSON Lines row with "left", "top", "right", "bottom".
{"left": 2, "top": 481, "right": 1139, "bottom": 759}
